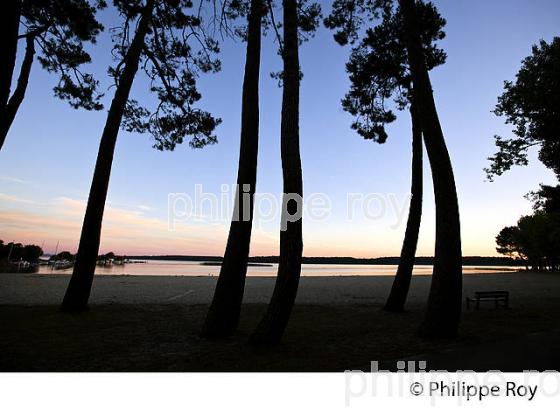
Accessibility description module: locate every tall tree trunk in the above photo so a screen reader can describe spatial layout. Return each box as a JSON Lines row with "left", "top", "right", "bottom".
{"left": 250, "top": 0, "right": 302, "bottom": 345}
{"left": 201, "top": 0, "right": 263, "bottom": 338}
{"left": 60, "top": 0, "right": 154, "bottom": 311}
{"left": 0, "top": 34, "right": 35, "bottom": 149}
{"left": 0, "top": 0, "right": 22, "bottom": 151}
{"left": 384, "top": 103, "right": 423, "bottom": 312}
{"left": 399, "top": 0, "right": 462, "bottom": 338}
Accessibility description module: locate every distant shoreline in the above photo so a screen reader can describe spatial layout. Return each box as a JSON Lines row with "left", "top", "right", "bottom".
{"left": 200, "top": 262, "right": 273, "bottom": 267}
{"left": 128, "top": 255, "right": 523, "bottom": 267}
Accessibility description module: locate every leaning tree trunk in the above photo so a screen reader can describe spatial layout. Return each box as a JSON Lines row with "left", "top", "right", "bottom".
{"left": 201, "top": 0, "right": 263, "bottom": 338}
{"left": 399, "top": 0, "right": 462, "bottom": 338}
{"left": 61, "top": 1, "right": 154, "bottom": 311}
{"left": 250, "top": 0, "right": 303, "bottom": 345}
{"left": 0, "top": 35, "right": 35, "bottom": 149}
{"left": 0, "top": 0, "right": 22, "bottom": 151}
{"left": 384, "top": 103, "right": 423, "bottom": 312}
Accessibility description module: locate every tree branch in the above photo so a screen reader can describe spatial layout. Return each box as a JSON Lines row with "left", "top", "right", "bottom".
{"left": 267, "top": 0, "right": 283, "bottom": 55}
{"left": 2, "top": 34, "right": 35, "bottom": 133}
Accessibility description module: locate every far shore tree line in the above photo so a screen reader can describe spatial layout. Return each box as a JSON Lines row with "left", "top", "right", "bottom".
{"left": 0, "top": 239, "right": 43, "bottom": 263}
{"left": 0, "top": 240, "right": 126, "bottom": 266}
{"left": 51, "top": 251, "right": 128, "bottom": 263}
{"left": 1, "top": 0, "right": 558, "bottom": 344}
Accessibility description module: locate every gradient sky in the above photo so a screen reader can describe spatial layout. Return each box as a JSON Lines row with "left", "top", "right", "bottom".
{"left": 0, "top": 0, "right": 559, "bottom": 257}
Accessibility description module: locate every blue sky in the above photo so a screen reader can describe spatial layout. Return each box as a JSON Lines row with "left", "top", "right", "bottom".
{"left": 0, "top": 0, "right": 559, "bottom": 257}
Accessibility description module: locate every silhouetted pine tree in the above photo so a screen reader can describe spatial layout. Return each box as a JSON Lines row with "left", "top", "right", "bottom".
{"left": 1, "top": 0, "right": 104, "bottom": 151}
{"left": 326, "top": 0, "right": 462, "bottom": 337}
{"left": 398, "top": 0, "right": 462, "bottom": 337}
{"left": 202, "top": 0, "right": 266, "bottom": 338}
{"left": 385, "top": 104, "right": 423, "bottom": 311}
{"left": 328, "top": 3, "right": 446, "bottom": 312}
{"left": 250, "top": 0, "right": 320, "bottom": 345}
{"left": 61, "top": 0, "right": 221, "bottom": 311}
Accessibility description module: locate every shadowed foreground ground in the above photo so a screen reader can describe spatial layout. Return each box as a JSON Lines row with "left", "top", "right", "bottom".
{"left": 2, "top": 301, "right": 560, "bottom": 371}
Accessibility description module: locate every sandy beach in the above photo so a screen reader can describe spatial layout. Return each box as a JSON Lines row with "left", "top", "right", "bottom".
{"left": 2, "top": 271, "right": 560, "bottom": 371}
{"left": 1, "top": 270, "right": 555, "bottom": 307}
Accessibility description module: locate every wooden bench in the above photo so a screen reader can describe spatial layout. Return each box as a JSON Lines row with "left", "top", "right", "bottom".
{"left": 466, "top": 291, "right": 509, "bottom": 310}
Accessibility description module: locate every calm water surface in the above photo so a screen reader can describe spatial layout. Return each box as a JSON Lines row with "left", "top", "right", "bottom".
{"left": 38, "top": 260, "right": 518, "bottom": 277}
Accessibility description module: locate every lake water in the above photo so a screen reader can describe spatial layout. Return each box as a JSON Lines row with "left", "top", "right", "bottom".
{"left": 37, "top": 260, "right": 518, "bottom": 277}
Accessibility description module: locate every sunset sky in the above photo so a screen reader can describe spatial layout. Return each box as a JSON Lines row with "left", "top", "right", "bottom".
{"left": 0, "top": 0, "right": 558, "bottom": 257}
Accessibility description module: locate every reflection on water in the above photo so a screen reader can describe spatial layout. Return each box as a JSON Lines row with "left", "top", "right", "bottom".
{"left": 37, "top": 260, "right": 518, "bottom": 277}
